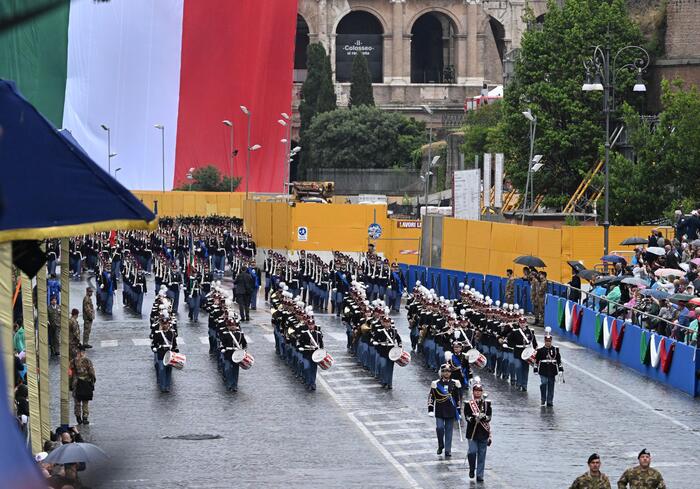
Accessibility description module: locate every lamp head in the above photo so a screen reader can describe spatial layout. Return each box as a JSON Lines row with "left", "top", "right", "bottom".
{"left": 430, "top": 155, "right": 441, "bottom": 167}
{"left": 281, "top": 112, "right": 290, "bottom": 120}
{"left": 421, "top": 104, "right": 433, "bottom": 115}
{"left": 281, "top": 138, "right": 288, "bottom": 144}
{"left": 532, "top": 154, "right": 543, "bottom": 164}
{"left": 222, "top": 120, "right": 233, "bottom": 127}
{"left": 591, "top": 74, "right": 604, "bottom": 91}
{"left": 154, "top": 124, "right": 164, "bottom": 129}
{"left": 278, "top": 119, "right": 287, "bottom": 126}
{"left": 522, "top": 108, "right": 535, "bottom": 122}
{"left": 240, "top": 105, "right": 249, "bottom": 115}
{"left": 100, "top": 124, "right": 109, "bottom": 131}
{"left": 292, "top": 146, "right": 301, "bottom": 153}
{"left": 250, "top": 144, "right": 262, "bottom": 151}
{"left": 633, "top": 69, "right": 646, "bottom": 92}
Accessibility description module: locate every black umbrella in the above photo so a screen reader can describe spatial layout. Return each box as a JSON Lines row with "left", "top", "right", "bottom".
{"left": 620, "top": 237, "right": 649, "bottom": 246}
{"left": 567, "top": 260, "right": 586, "bottom": 273}
{"left": 668, "top": 293, "right": 694, "bottom": 304}
{"left": 578, "top": 269, "right": 600, "bottom": 281}
{"left": 514, "top": 255, "right": 546, "bottom": 268}
{"left": 43, "top": 442, "right": 108, "bottom": 465}
{"left": 594, "top": 275, "right": 622, "bottom": 286}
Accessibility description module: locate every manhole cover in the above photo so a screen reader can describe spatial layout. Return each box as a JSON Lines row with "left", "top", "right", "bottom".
{"left": 162, "top": 434, "right": 222, "bottom": 441}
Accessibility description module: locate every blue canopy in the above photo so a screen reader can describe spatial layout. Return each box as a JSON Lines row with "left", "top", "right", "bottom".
{"left": 0, "top": 354, "right": 46, "bottom": 489}
{"left": 0, "top": 79, "right": 156, "bottom": 242}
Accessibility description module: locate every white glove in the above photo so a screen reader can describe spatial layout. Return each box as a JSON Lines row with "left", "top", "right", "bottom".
{"left": 428, "top": 411, "right": 435, "bottom": 417}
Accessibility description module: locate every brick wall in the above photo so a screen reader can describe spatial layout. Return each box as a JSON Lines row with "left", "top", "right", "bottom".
{"left": 665, "top": 0, "right": 700, "bottom": 59}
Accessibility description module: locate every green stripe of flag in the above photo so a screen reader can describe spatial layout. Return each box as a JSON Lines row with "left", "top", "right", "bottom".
{"left": 0, "top": 0, "right": 70, "bottom": 126}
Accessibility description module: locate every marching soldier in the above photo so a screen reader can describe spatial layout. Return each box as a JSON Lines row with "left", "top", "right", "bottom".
{"left": 617, "top": 449, "right": 666, "bottom": 489}
{"left": 82, "top": 287, "right": 95, "bottom": 348}
{"left": 427, "top": 364, "right": 462, "bottom": 458}
{"left": 71, "top": 345, "right": 96, "bottom": 425}
{"left": 534, "top": 327, "right": 563, "bottom": 406}
{"left": 48, "top": 296, "right": 60, "bottom": 356}
{"left": 372, "top": 316, "right": 402, "bottom": 389}
{"left": 151, "top": 318, "right": 179, "bottom": 393}
{"left": 569, "top": 453, "right": 612, "bottom": 489}
{"left": 507, "top": 319, "right": 538, "bottom": 391}
{"left": 69, "top": 308, "right": 82, "bottom": 361}
{"left": 298, "top": 318, "right": 324, "bottom": 391}
{"left": 219, "top": 318, "right": 248, "bottom": 392}
{"left": 446, "top": 341, "right": 472, "bottom": 389}
{"left": 464, "top": 380, "right": 492, "bottom": 482}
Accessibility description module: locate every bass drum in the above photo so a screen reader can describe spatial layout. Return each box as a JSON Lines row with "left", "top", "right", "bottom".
{"left": 312, "top": 348, "right": 335, "bottom": 370}
{"left": 521, "top": 346, "right": 537, "bottom": 365}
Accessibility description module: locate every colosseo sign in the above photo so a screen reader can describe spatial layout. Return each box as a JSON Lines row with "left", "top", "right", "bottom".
{"left": 335, "top": 34, "right": 383, "bottom": 83}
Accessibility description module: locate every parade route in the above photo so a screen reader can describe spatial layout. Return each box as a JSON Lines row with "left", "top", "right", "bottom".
{"left": 51, "top": 278, "right": 700, "bottom": 488}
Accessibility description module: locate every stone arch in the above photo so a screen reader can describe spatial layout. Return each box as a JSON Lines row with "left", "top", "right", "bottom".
{"left": 406, "top": 7, "right": 463, "bottom": 36}
{"left": 335, "top": 10, "right": 385, "bottom": 83}
{"left": 294, "top": 14, "right": 310, "bottom": 82}
{"left": 488, "top": 16, "right": 506, "bottom": 64}
{"left": 409, "top": 11, "right": 459, "bottom": 84}
{"left": 332, "top": 6, "right": 389, "bottom": 35}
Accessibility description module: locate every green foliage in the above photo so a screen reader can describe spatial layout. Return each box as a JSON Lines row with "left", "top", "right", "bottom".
{"left": 177, "top": 165, "right": 240, "bottom": 192}
{"left": 299, "top": 44, "right": 336, "bottom": 174}
{"left": 500, "top": 0, "right": 644, "bottom": 209}
{"left": 611, "top": 80, "right": 700, "bottom": 223}
{"left": 305, "top": 106, "right": 427, "bottom": 170}
{"left": 459, "top": 102, "right": 504, "bottom": 165}
{"left": 349, "top": 54, "right": 375, "bottom": 108}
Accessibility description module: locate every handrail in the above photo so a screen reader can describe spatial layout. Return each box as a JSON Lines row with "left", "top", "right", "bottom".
{"left": 550, "top": 282, "right": 697, "bottom": 335}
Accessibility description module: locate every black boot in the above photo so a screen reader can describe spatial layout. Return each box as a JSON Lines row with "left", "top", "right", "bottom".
{"left": 468, "top": 454, "right": 476, "bottom": 478}
{"left": 76, "top": 415, "right": 83, "bottom": 425}
{"left": 82, "top": 416, "right": 89, "bottom": 425}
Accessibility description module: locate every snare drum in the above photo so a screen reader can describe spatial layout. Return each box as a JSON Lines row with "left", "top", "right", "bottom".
{"left": 389, "top": 346, "right": 411, "bottom": 367}
{"left": 232, "top": 349, "right": 255, "bottom": 370}
{"left": 521, "top": 346, "right": 537, "bottom": 365}
{"left": 163, "top": 351, "right": 186, "bottom": 370}
{"left": 312, "top": 348, "right": 335, "bottom": 370}
{"left": 466, "top": 348, "right": 487, "bottom": 369}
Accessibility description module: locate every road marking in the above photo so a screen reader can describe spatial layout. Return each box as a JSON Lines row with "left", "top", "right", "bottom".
{"left": 317, "top": 372, "right": 421, "bottom": 488}
{"left": 177, "top": 338, "right": 185, "bottom": 344}
{"left": 392, "top": 448, "right": 463, "bottom": 457}
{"left": 263, "top": 334, "right": 275, "bottom": 343}
{"left": 404, "top": 460, "right": 464, "bottom": 468}
{"left": 100, "top": 340, "right": 119, "bottom": 348}
{"left": 333, "top": 384, "right": 384, "bottom": 391}
{"left": 331, "top": 365, "right": 365, "bottom": 370}
{"left": 324, "top": 377, "right": 377, "bottom": 384}
{"left": 199, "top": 337, "right": 209, "bottom": 345}
{"left": 132, "top": 339, "right": 150, "bottom": 346}
{"left": 327, "top": 332, "right": 347, "bottom": 342}
{"left": 354, "top": 409, "right": 413, "bottom": 417}
{"left": 364, "top": 419, "right": 425, "bottom": 426}
{"left": 383, "top": 438, "right": 435, "bottom": 446}
{"left": 563, "top": 358, "right": 700, "bottom": 439}
{"left": 372, "top": 427, "right": 425, "bottom": 436}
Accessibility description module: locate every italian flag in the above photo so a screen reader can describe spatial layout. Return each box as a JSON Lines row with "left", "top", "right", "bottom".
{"left": 0, "top": 0, "right": 297, "bottom": 192}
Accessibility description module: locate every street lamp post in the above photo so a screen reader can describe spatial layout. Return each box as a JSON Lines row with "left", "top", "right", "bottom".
{"left": 240, "top": 106, "right": 252, "bottom": 199}
{"left": 100, "top": 124, "right": 114, "bottom": 174}
{"left": 582, "top": 41, "right": 649, "bottom": 255}
{"left": 222, "top": 120, "right": 235, "bottom": 192}
{"left": 114, "top": 167, "right": 122, "bottom": 181}
{"left": 280, "top": 112, "right": 292, "bottom": 191}
{"left": 421, "top": 105, "right": 434, "bottom": 213}
{"left": 154, "top": 124, "right": 165, "bottom": 192}
{"left": 520, "top": 109, "right": 537, "bottom": 224}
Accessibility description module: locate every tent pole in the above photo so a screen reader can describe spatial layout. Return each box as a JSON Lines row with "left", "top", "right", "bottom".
{"left": 36, "top": 248, "right": 51, "bottom": 444}
{"left": 0, "top": 243, "right": 13, "bottom": 410}
{"left": 22, "top": 272, "right": 42, "bottom": 454}
{"left": 60, "top": 239, "right": 70, "bottom": 427}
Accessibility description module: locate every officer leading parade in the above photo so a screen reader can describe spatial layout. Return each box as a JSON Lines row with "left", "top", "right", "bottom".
{"left": 3, "top": 1, "right": 696, "bottom": 487}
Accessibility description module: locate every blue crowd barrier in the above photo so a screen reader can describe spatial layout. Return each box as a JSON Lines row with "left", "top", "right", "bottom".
{"left": 399, "top": 264, "right": 533, "bottom": 313}
{"left": 544, "top": 294, "right": 700, "bottom": 397}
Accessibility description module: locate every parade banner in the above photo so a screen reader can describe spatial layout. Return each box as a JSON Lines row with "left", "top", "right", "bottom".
{"left": 482, "top": 153, "right": 492, "bottom": 209}
{"left": 335, "top": 34, "right": 383, "bottom": 83}
{"left": 453, "top": 169, "right": 480, "bottom": 221}
{"left": 494, "top": 153, "right": 504, "bottom": 208}
{"left": 0, "top": 0, "right": 297, "bottom": 192}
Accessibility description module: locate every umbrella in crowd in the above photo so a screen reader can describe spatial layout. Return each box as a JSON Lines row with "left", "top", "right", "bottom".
{"left": 620, "top": 236, "right": 648, "bottom": 246}
{"left": 43, "top": 442, "right": 108, "bottom": 465}
{"left": 646, "top": 247, "right": 666, "bottom": 256}
{"left": 691, "top": 258, "right": 700, "bottom": 266}
{"left": 578, "top": 269, "right": 600, "bottom": 282}
{"left": 567, "top": 260, "right": 586, "bottom": 273}
{"left": 668, "top": 293, "right": 694, "bottom": 304}
{"left": 514, "top": 255, "right": 546, "bottom": 268}
{"left": 693, "top": 239, "right": 700, "bottom": 247}
{"left": 594, "top": 275, "right": 622, "bottom": 286}
{"left": 600, "top": 255, "right": 626, "bottom": 263}
{"left": 655, "top": 268, "right": 684, "bottom": 278}
{"left": 689, "top": 297, "right": 700, "bottom": 306}
{"left": 640, "top": 289, "right": 670, "bottom": 300}
{"left": 622, "top": 277, "right": 648, "bottom": 287}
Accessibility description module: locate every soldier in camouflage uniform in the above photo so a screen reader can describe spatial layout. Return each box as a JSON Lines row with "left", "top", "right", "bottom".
{"left": 530, "top": 269, "right": 541, "bottom": 324}
{"left": 71, "top": 345, "right": 96, "bottom": 425}
{"left": 505, "top": 269, "right": 515, "bottom": 304}
{"left": 69, "top": 308, "right": 82, "bottom": 361}
{"left": 617, "top": 449, "right": 666, "bottom": 489}
{"left": 82, "top": 286, "right": 95, "bottom": 348}
{"left": 570, "top": 453, "right": 611, "bottom": 489}
{"left": 48, "top": 295, "right": 61, "bottom": 356}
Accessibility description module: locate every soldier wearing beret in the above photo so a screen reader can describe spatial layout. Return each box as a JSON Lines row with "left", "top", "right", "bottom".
{"left": 617, "top": 449, "right": 666, "bottom": 489}
{"left": 569, "top": 453, "right": 611, "bottom": 489}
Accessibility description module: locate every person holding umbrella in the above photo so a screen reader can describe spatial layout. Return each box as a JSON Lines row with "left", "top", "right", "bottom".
{"left": 44, "top": 441, "right": 108, "bottom": 489}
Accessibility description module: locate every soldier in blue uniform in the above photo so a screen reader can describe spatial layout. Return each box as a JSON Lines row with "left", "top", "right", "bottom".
{"left": 428, "top": 364, "right": 462, "bottom": 458}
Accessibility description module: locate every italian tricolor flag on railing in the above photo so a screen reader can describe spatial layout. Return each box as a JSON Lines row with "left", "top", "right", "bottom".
{"left": 0, "top": 0, "right": 297, "bottom": 192}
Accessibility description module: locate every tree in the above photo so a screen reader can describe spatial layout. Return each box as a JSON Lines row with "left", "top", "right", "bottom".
{"left": 349, "top": 53, "right": 374, "bottom": 108}
{"left": 305, "top": 106, "right": 426, "bottom": 170}
{"left": 499, "top": 0, "right": 644, "bottom": 209}
{"left": 610, "top": 80, "right": 700, "bottom": 223}
{"left": 460, "top": 102, "right": 504, "bottom": 166}
{"left": 177, "top": 165, "right": 240, "bottom": 192}
{"left": 317, "top": 53, "right": 337, "bottom": 114}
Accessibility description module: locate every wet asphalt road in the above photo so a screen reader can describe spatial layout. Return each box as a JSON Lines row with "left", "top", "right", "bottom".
{"left": 49, "top": 276, "right": 700, "bottom": 489}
